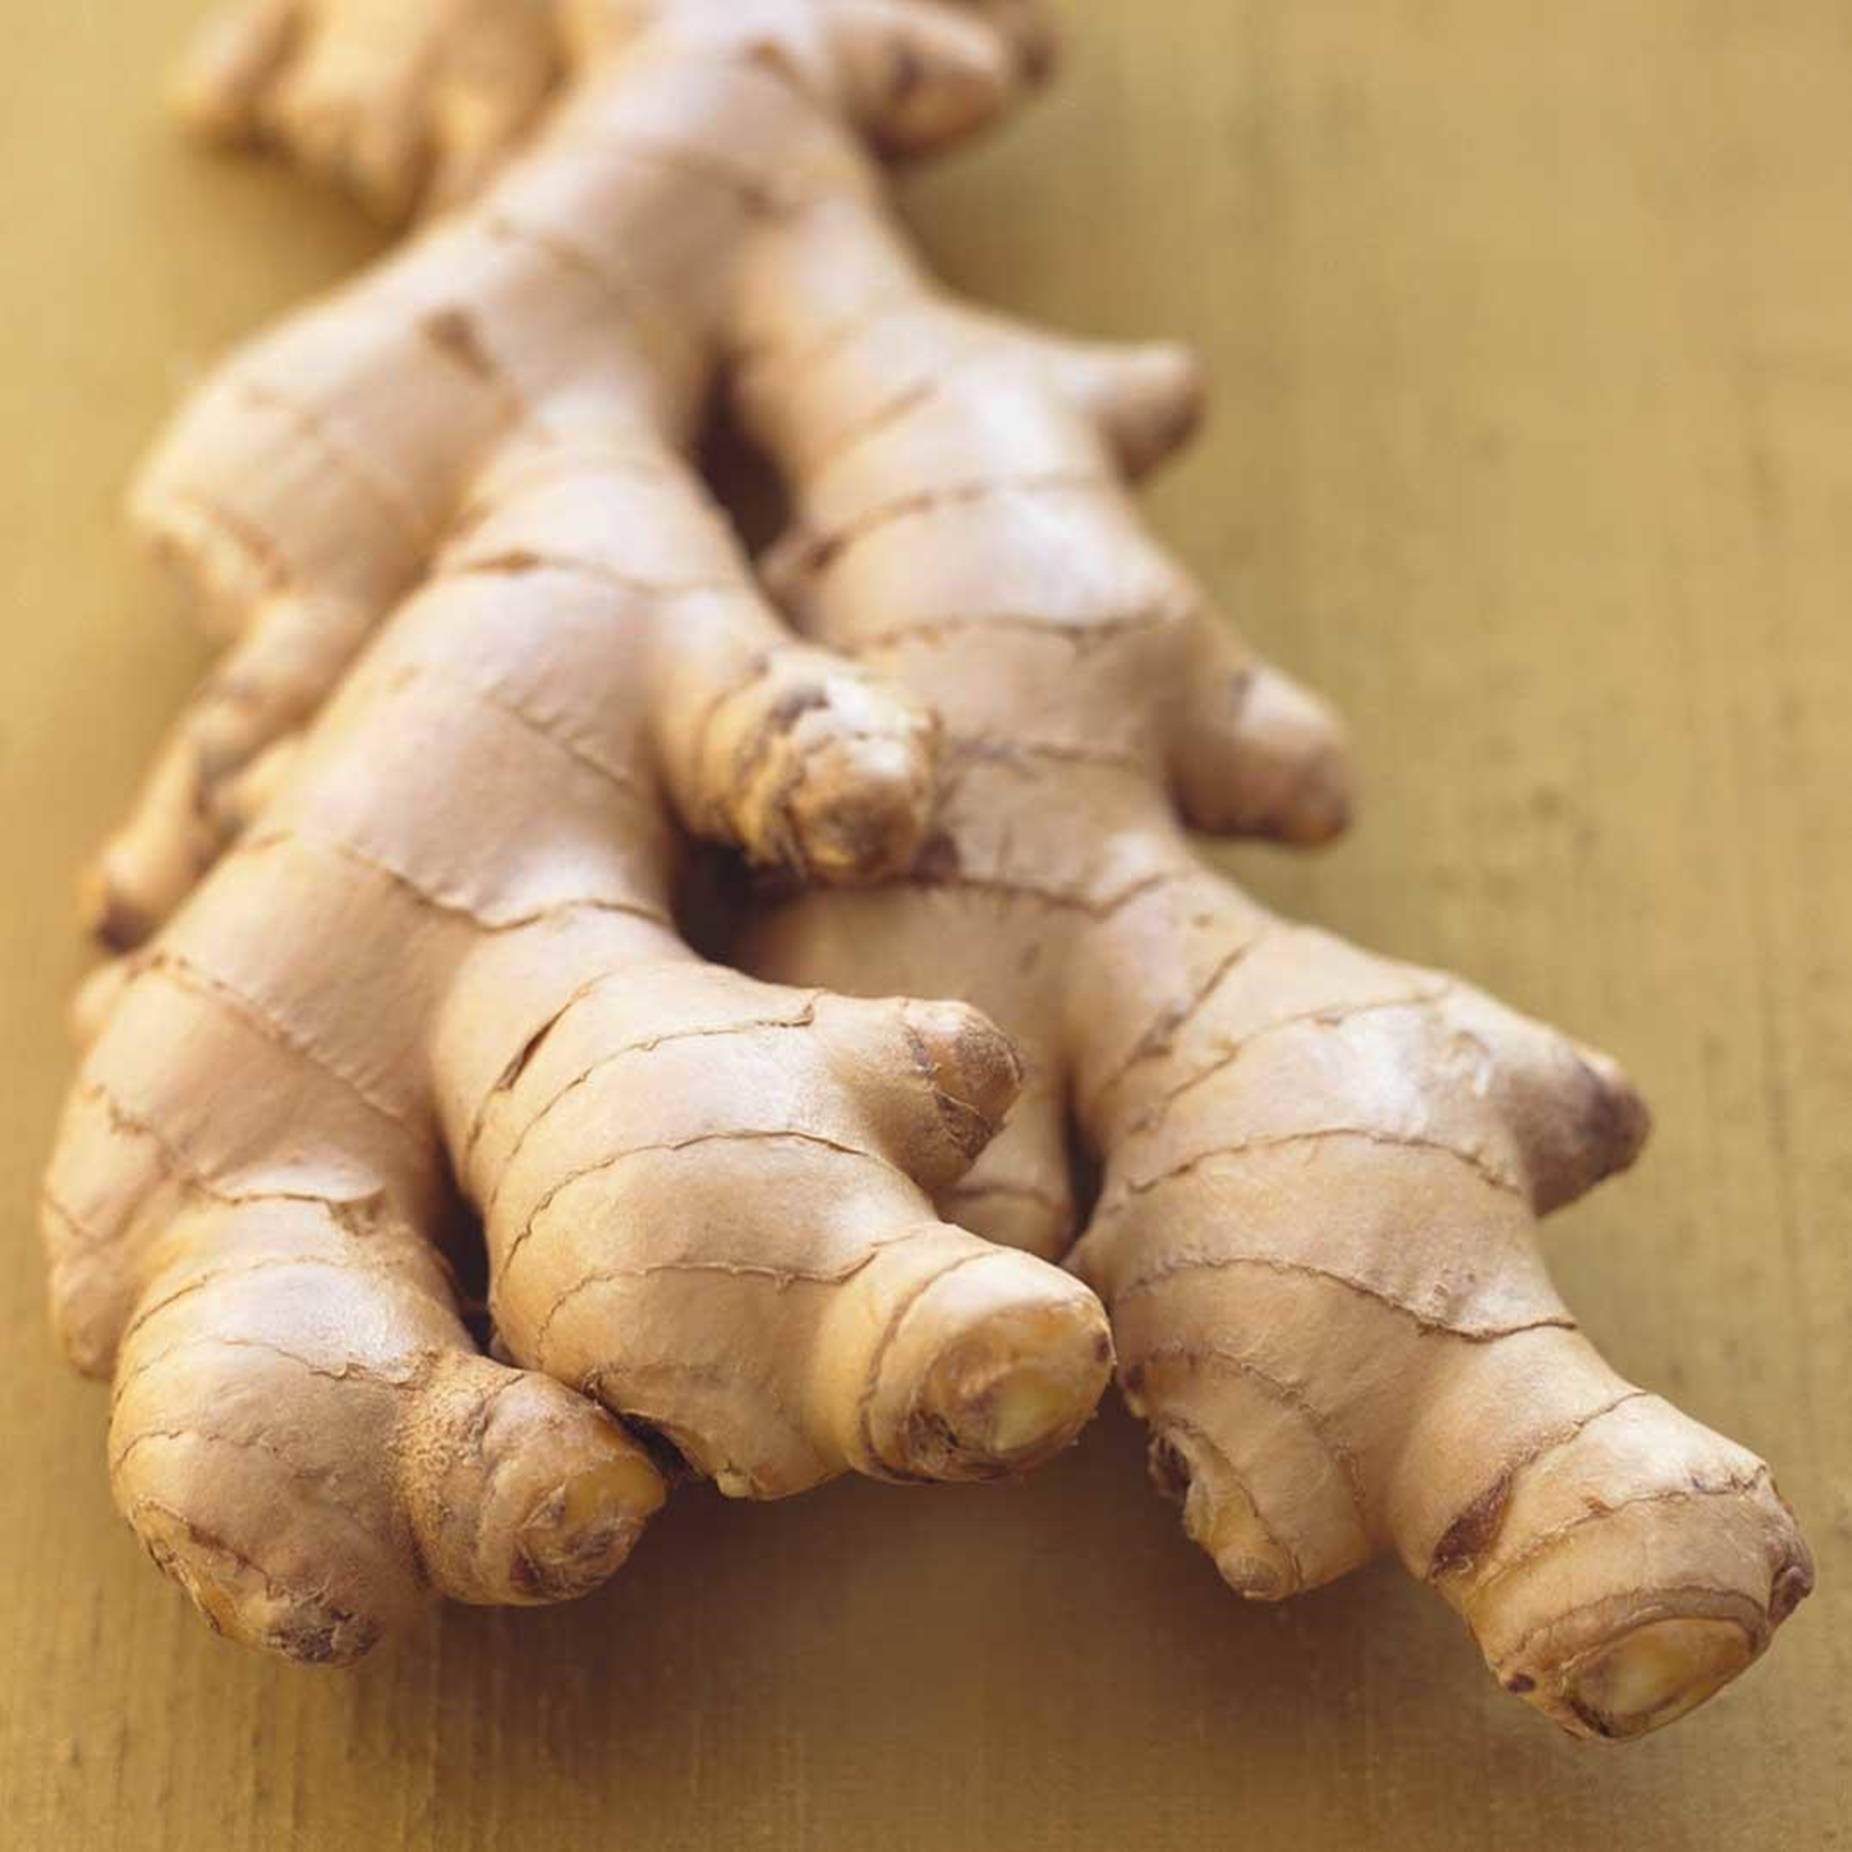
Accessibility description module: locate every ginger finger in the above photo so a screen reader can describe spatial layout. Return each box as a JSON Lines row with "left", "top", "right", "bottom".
{"left": 47, "top": 946, "right": 662, "bottom": 1660}
{"left": 723, "top": 164, "right": 1811, "bottom": 1738}
{"left": 109, "top": 1198, "right": 661, "bottom": 1660}
{"left": 52, "top": 0, "right": 1115, "bottom": 1659}
{"left": 174, "top": 0, "right": 304, "bottom": 143}
{"left": 177, "top": 0, "right": 564, "bottom": 223}
{"left": 177, "top": 0, "right": 1032, "bottom": 219}
{"left": 102, "top": 3, "right": 997, "bottom": 944}
{"left": 54, "top": 3, "right": 1110, "bottom": 1642}
{"left": 110, "top": 0, "right": 1038, "bottom": 943}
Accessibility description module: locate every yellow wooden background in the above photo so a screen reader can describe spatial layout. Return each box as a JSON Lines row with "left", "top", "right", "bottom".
{"left": 3, "top": 2, "right": 1848, "bottom": 1846}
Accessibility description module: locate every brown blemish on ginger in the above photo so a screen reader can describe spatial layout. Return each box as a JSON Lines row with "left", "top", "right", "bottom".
{"left": 1428, "top": 1471, "right": 1514, "bottom": 1581}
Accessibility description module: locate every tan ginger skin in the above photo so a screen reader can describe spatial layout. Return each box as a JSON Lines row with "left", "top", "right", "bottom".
{"left": 61, "top": 0, "right": 1811, "bottom": 1733}
{"left": 719, "top": 168, "right": 1816, "bottom": 1737}
{"left": 46, "top": 2, "right": 1140, "bottom": 1666}
{"left": 171, "top": 0, "right": 1053, "bottom": 223}
{"left": 178, "top": 0, "right": 568, "bottom": 221}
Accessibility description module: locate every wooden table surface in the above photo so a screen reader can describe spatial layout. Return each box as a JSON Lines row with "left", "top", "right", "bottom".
{"left": 3, "top": 3, "right": 1848, "bottom": 1847}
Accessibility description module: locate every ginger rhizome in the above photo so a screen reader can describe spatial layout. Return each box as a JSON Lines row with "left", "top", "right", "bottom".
{"left": 719, "top": 173, "right": 1815, "bottom": 1739}
{"left": 94, "top": 0, "right": 1044, "bottom": 945}
{"left": 172, "top": 0, "right": 1052, "bottom": 221}
{"left": 178, "top": 0, "right": 565, "bottom": 220}
{"left": 58, "top": 0, "right": 1811, "bottom": 1733}
{"left": 46, "top": 1, "right": 1113, "bottom": 1664}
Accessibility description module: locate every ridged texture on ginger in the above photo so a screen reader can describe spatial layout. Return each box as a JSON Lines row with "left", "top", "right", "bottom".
{"left": 47, "top": 1, "right": 1114, "bottom": 1665}
{"left": 725, "top": 163, "right": 1812, "bottom": 1738}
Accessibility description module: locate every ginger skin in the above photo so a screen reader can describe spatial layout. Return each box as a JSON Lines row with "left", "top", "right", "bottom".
{"left": 177, "top": 0, "right": 566, "bottom": 220}
{"left": 48, "top": 2, "right": 1116, "bottom": 1664}
{"left": 720, "top": 160, "right": 1814, "bottom": 1738}
{"left": 81, "top": 0, "right": 1812, "bottom": 1727}
{"left": 94, "top": 0, "right": 1041, "bottom": 946}
{"left": 172, "top": 0, "right": 1053, "bottom": 222}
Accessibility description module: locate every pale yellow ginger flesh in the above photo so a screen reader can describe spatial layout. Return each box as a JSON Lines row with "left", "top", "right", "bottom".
{"left": 48, "top": 0, "right": 1116, "bottom": 1665}
{"left": 716, "top": 129, "right": 1814, "bottom": 1738}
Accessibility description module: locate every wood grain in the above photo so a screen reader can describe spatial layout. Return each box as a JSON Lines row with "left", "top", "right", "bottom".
{"left": 2, "top": 2, "right": 1846, "bottom": 1846}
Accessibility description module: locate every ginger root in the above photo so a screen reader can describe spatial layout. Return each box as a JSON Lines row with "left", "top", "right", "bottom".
{"left": 95, "top": 0, "right": 1039, "bottom": 947}
{"left": 177, "top": 0, "right": 565, "bottom": 220}
{"left": 47, "top": 0, "right": 1112, "bottom": 1663}
{"left": 63, "top": 0, "right": 1811, "bottom": 1731}
{"left": 720, "top": 150, "right": 1814, "bottom": 1738}
{"left": 173, "top": 0, "right": 1051, "bottom": 221}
